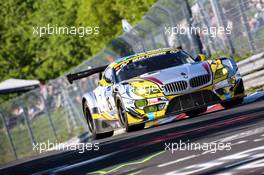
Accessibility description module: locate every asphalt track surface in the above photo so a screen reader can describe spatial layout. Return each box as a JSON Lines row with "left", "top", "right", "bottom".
{"left": 1, "top": 96, "right": 264, "bottom": 175}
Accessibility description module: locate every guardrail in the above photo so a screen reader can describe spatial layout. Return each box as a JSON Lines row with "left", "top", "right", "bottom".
{"left": 238, "top": 52, "right": 264, "bottom": 89}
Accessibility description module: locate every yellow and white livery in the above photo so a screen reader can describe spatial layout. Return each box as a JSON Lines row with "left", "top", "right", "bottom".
{"left": 67, "top": 48, "right": 245, "bottom": 139}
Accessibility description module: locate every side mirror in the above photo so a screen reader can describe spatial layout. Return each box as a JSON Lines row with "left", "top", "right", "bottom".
{"left": 195, "top": 54, "right": 207, "bottom": 62}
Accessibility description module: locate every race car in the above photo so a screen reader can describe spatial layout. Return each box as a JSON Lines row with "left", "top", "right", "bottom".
{"left": 67, "top": 48, "right": 245, "bottom": 139}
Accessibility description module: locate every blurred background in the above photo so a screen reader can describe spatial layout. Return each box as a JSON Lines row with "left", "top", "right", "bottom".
{"left": 0, "top": 0, "right": 264, "bottom": 165}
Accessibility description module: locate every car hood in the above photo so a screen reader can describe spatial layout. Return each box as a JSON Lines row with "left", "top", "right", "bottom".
{"left": 135, "top": 61, "right": 211, "bottom": 85}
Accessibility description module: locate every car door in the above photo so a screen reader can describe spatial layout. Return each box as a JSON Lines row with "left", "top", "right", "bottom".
{"left": 96, "top": 68, "right": 116, "bottom": 118}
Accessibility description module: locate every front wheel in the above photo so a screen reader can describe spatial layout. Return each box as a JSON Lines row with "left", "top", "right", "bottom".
{"left": 84, "top": 102, "right": 113, "bottom": 140}
{"left": 117, "top": 100, "right": 145, "bottom": 132}
{"left": 221, "top": 97, "right": 244, "bottom": 109}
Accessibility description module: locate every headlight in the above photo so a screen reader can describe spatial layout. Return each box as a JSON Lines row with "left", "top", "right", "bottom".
{"left": 134, "top": 99, "right": 147, "bottom": 108}
{"left": 144, "top": 105, "right": 158, "bottom": 113}
{"left": 143, "top": 103, "right": 166, "bottom": 113}
{"left": 215, "top": 67, "right": 229, "bottom": 79}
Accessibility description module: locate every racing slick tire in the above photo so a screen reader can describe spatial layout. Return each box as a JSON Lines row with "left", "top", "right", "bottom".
{"left": 221, "top": 79, "right": 245, "bottom": 109}
{"left": 220, "top": 97, "right": 244, "bottom": 109}
{"left": 221, "top": 78, "right": 245, "bottom": 109}
{"left": 186, "top": 106, "right": 207, "bottom": 117}
{"left": 116, "top": 99, "right": 145, "bottom": 132}
{"left": 84, "top": 102, "right": 114, "bottom": 140}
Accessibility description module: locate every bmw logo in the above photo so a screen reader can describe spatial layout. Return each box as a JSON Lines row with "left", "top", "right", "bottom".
{"left": 181, "top": 72, "right": 188, "bottom": 78}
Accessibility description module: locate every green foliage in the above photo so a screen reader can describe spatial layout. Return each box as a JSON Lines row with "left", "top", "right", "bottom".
{"left": 0, "top": 0, "right": 157, "bottom": 82}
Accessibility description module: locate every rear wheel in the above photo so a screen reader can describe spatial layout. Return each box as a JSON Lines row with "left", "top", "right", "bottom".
{"left": 186, "top": 106, "right": 207, "bottom": 117}
{"left": 117, "top": 99, "right": 145, "bottom": 132}
{"left": 221, "top": 97, "right": 244, "bottom": 109}
{"left": 84, "top": 102, "right": 113, "bottom": 140}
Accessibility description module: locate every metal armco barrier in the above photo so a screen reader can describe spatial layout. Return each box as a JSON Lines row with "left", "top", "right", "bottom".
{"left": 238, "top": 52, "right": 264, "bottom": 89}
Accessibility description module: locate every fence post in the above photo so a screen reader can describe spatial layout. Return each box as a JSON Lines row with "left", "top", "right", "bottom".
{"left": 179, "top": 0, "right": 203, "bottom": 55}
{"left": 210, "top": 0, "right": 235, "bottom": 55}
{"left": 62, "top": 88, "right": 78, "bottom": 131}
{"left": 76, "top": 82, "right": 83, "bottom": 95}
{"left": 238, "top": 0, "right": 256, "bottom": 52}
{"left": 65, "top": 90, "right": 86, "bottom": 129}
{"left": 0, "top": 112, "right": 18, "bottom": 160}
{"left": 197, "top": 1, "right": 216, "bottom": 55}
{"left": 21, "top": 107, "right": 36, "bottom": 146}
{"left": 42, "top": 94, "right": 58, "bottom": 140}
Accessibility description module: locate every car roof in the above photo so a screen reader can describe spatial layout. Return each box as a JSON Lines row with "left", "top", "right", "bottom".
{"left": 109, "top": 48, "right": 182, "bottom": 69}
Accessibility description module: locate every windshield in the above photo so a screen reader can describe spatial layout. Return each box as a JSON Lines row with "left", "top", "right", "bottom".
{"left": 115, "top": 51, "right": 194, "bottom": 82}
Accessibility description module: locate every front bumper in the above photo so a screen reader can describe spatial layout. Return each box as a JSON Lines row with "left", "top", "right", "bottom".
{"left": 165, "top": 90, "right": 219, "bottom": 115}
{"left": 125, "top": 77, "right": 245, "bottom": 125}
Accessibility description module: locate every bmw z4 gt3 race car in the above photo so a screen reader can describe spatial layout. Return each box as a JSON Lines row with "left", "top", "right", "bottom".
{"left": 67, "top": 48, "right": 245, "bottom": 139}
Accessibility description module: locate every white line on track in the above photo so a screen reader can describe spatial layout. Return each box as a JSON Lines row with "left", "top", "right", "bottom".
{"left": 157, "top": 154, "right": 198, "bottom": 167}
{"left": 253, "top": 138, "right": 264, "bottom": 142}
{"left": 232, "top": 140, "right": 248, "bottom": 146}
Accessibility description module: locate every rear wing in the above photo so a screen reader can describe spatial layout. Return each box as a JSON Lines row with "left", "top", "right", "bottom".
{"left": 66, "top": 65, "right": 108, "bottom": 84}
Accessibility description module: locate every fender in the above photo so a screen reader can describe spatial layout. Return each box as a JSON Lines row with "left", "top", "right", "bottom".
{"left": 82, "top": 92, "right": 99, "bottom": 115}
{"left": 82, "top": 92, "right": 115, "bottom": 134}
{"left": 217, "top": 57, "right": 239, "bottom": 77}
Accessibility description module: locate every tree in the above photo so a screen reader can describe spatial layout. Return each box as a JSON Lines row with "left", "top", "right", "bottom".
{"left": 0, "top": 0, "right": 157, "bottom": 82}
